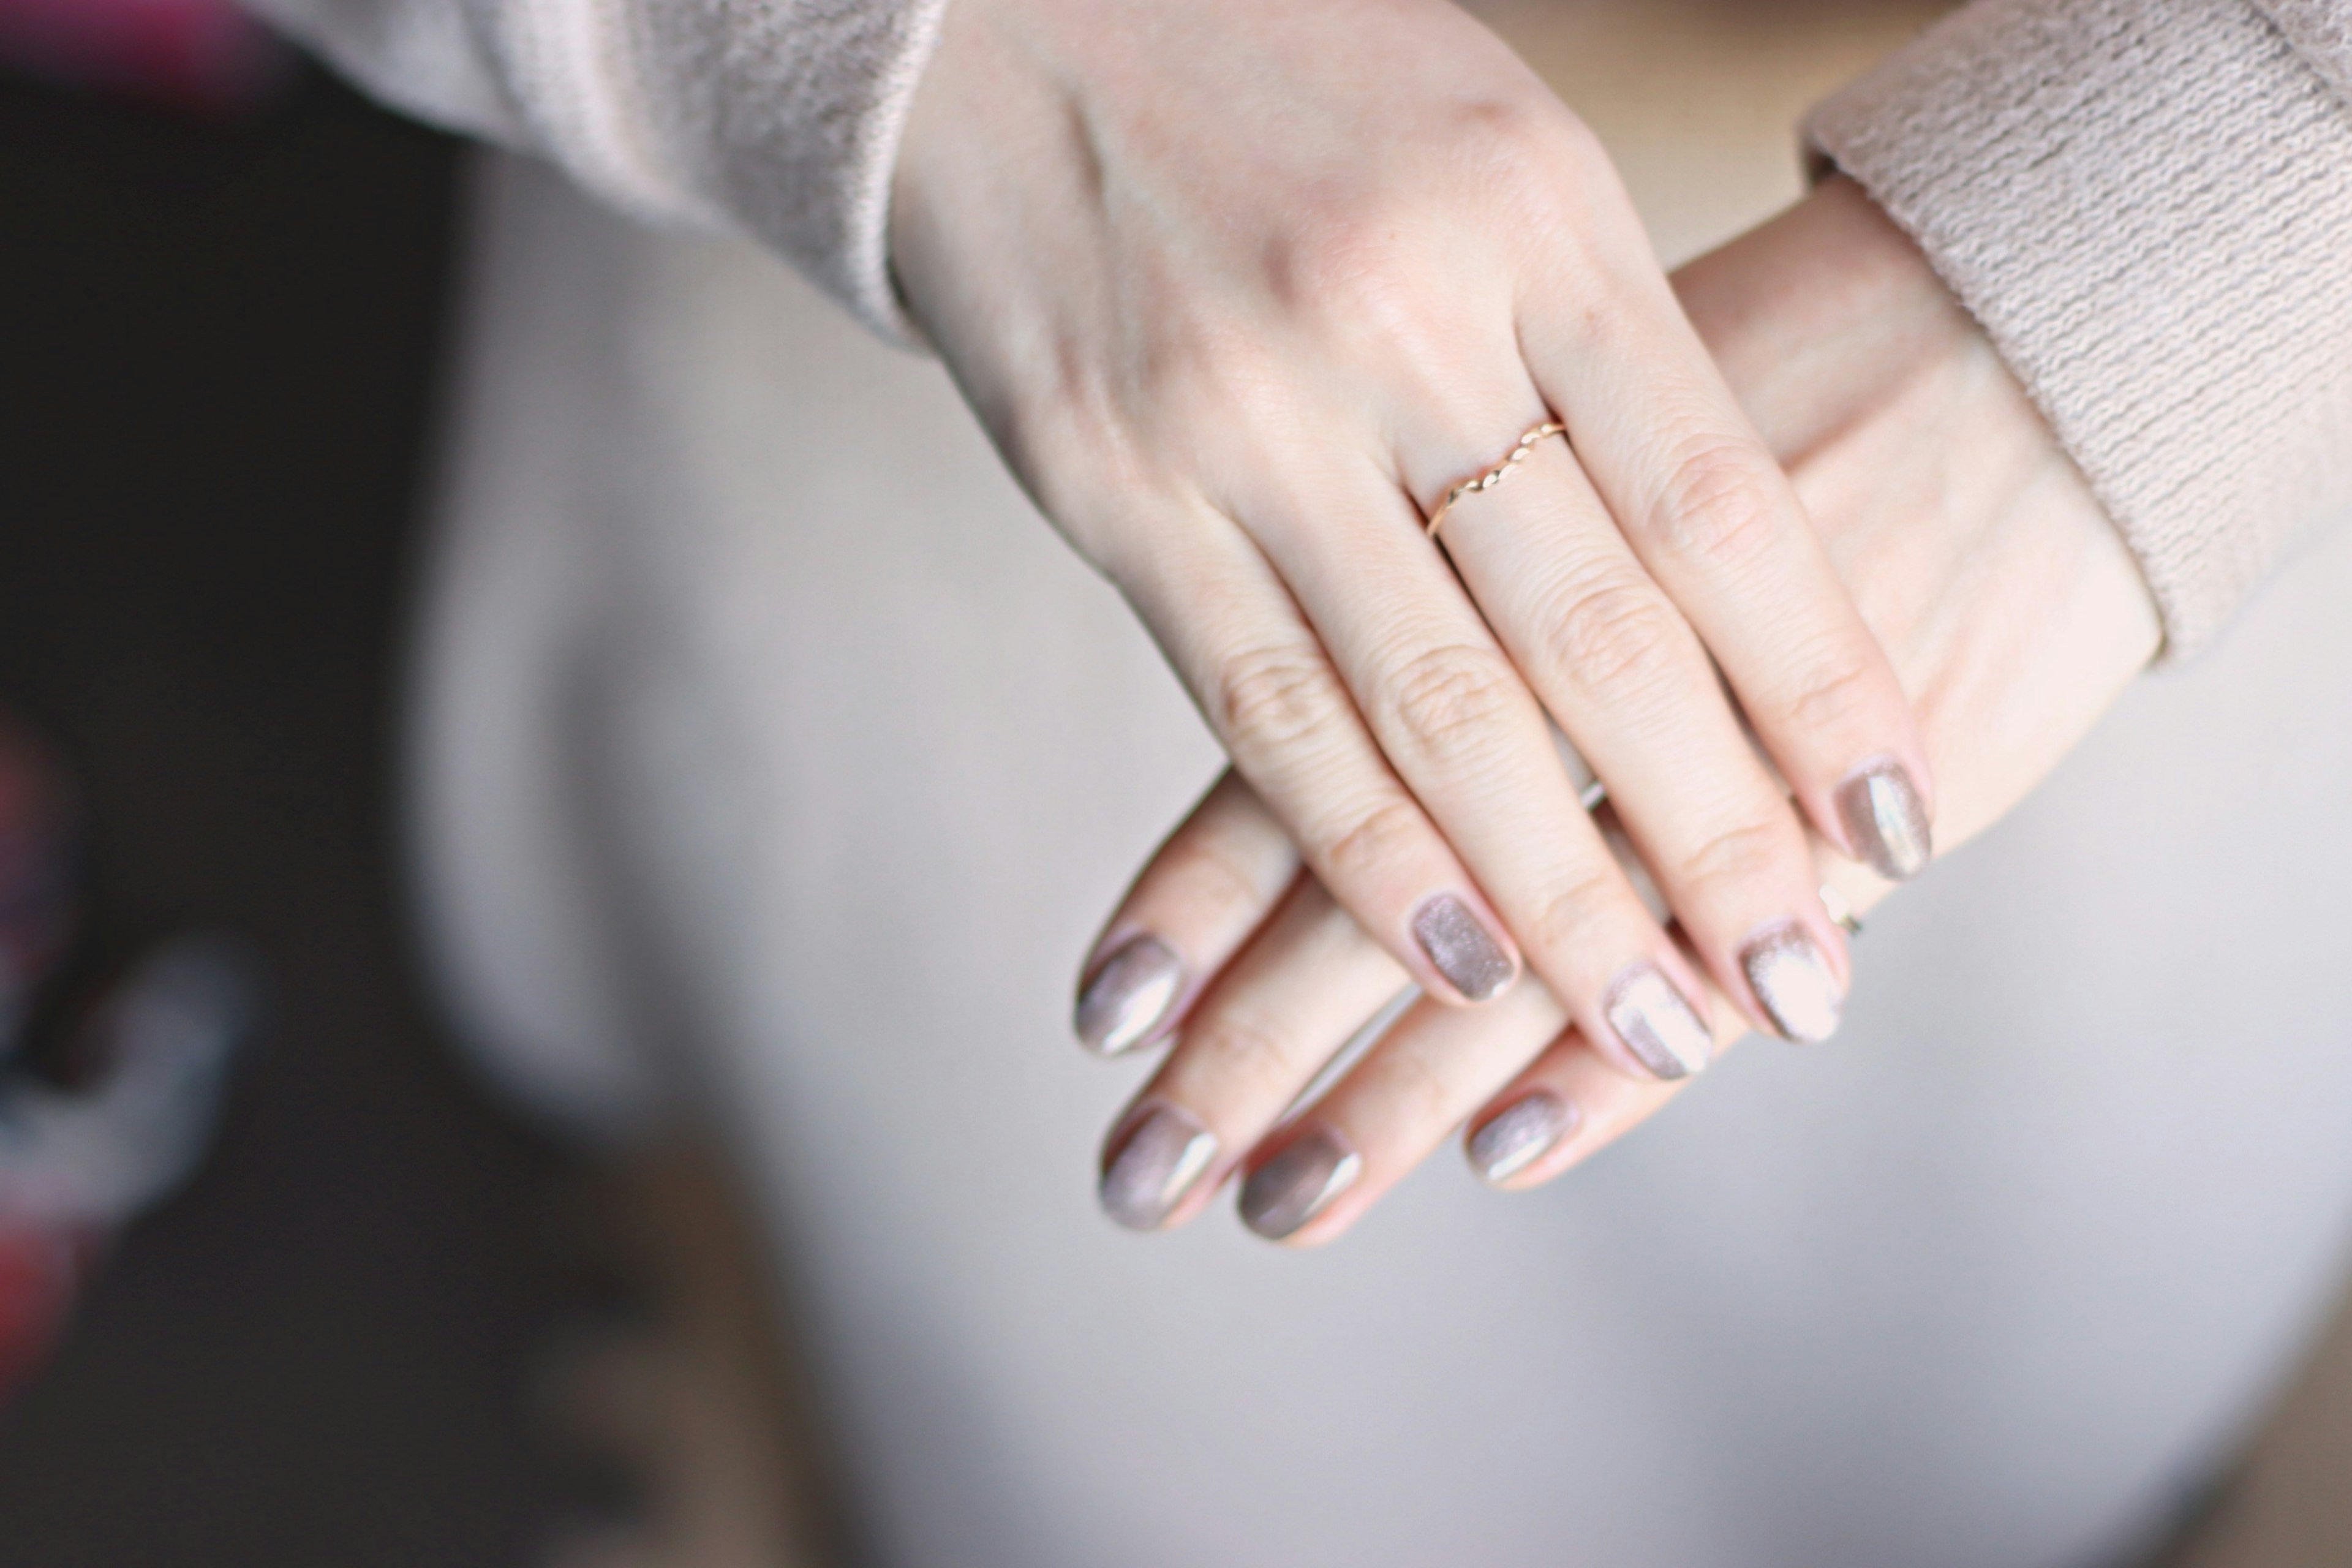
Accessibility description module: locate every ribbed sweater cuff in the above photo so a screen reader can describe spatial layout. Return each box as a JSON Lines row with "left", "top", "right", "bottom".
{"left": 632, "top": 0, "right": 949, "bottom": 344}
{"left": 1808, "top": 0, "right": 2352, "bottom": 658}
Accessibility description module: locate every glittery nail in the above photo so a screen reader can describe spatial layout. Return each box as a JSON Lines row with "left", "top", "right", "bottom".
{"left": 1468, "top": 1091, "right": 1577, "bottom": 1186}
{"left": 1605, "top": 963, "right": 1714, "bottom": 1080}
{"left": 1411, "top": 895, "right": 1515, "bottom": 1002}
{"left": 1099, "top": 1103, "right": 1219, "bottom": 1231}
{"left": 1238, "top": 1128, "right": 1362, "bottom": 1240}
{"left": 1743, "top": 922, "right": 1844, "bottom": 1043}
{"left": 1076, "top": 934, "right": 1183, "bottom": 1057}
{"left": 1836, "top": 761, "right": 1932, "bottom": 881}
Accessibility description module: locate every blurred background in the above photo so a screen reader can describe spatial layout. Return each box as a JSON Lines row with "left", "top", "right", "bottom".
{"left": 0, "top": 21, "right": 576, "bottom": 1564}
{"left": 0, "top": 4, "right": 2344, "bottom": 1566}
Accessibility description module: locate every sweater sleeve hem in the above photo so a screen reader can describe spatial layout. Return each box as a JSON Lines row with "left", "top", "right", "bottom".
{"left": 1807, "top": 0, "right": 2352, "bottom": 658}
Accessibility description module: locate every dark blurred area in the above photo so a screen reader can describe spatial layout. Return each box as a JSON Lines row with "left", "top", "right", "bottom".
{"left": 0, "top": 56, "right": 578, "bottom": 1565}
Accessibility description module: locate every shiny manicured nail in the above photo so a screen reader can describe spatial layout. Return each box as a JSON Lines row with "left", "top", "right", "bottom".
{"left": 1743, "top": 922, "right": 1844, "bottom": 1043}
{"left": 1239, "top": 1128, "right": 1361, "bottom": 1240}
{"left": 1468, "top": 1091, "right": 1577, "bottom": 1187}
{"left": 1836, "top": 761, "right": 1932, "bottom": 881}
{"left": 1099, "top": 1103, "right": 1219, "bottom": 1231}
{"left": 1411, "top": 895, "right": 1515, "bottom": 1002}
{"left": 1076, "top": 934, "right": 1183, "bottom": 1057}
{"left": 1605, "top": 963, "right": 1713, "bottom": 1080}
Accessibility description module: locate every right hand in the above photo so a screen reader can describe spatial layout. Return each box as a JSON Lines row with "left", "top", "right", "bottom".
{"left": 1083, "top": 177, "right": 2163, "bottom": 1241}
{"left": 891, "top": 0, "right": 1931, "bottom": 1076}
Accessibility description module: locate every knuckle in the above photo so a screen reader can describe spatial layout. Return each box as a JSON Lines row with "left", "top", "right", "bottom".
{"left": 1317, "top": 797, "right": 1428, "bottom": 888}
{"left": 1450, "top": 91, "right": 1602, "bottom": 190}
{"left": 1378, "top": 1046, "right": 1461, "bottom": 1128}
{"left": 1524, "top": 866, "right": 1628, "bottom": 962}
{"left": 1775, "top": 643, "right": 1884, "bottom": 739}
{"left": 1213, "top": 643, "right": 1347, "bottom": 754}
{"left": 1541, "top": 571, "right": 1691, "bottom": 703}
{"left": 1271, "top": 214, "right": 1451, "bottom": 363}
{"left": 1169, "top": 839, "right": 1273, "bottom": 932}
{"left": 1375, "top": 642, "right": 1525, "bottom": 764}
{"left": 1674, "top": 814, "right": 1792, "bottom": 904}
{"left": 1184, "top": 1009, "right": 1296, "bottom": 1088}
{"left": 1649, "top": 436, "right": 1784, "bottom": 567}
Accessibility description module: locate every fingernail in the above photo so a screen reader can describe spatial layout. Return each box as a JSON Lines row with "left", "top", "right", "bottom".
{"left": 1836, "top": 761, "right": 1932, "bottom": 881}
{"left": 1468, "top": 1091, "right": 1578, "bottom": 1186}
{"left": 1239, "top": 1127, "right": 1362, "bottom": 1240}
{"left": 1743, "top": 922, "right": 1844, "bottom": 1043}
{"left": 1605, "top": 962, "right": 1714, "bottom": 1080}
{"left": 1076, "top": 934, "right": 1183, "bottom": 1056}
{"left": 1411, "top": 895, "right": 1515, "bottom": 1002}
{"left": 1099, "top": 1103, "right": 1219, "bottom": 1231}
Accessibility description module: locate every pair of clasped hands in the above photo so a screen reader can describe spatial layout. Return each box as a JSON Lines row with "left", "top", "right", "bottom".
{"left": 891, "top": 0, "right": 2163, "bottom": 1242}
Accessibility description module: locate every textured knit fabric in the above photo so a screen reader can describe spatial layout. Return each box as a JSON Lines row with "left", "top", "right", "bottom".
{"left": 1809, "top": 0, "right": 2352, "bottom": 657}
{"left": 259, "top": 0, "right": 2352, "bottom": 649}
{"left": 245, "top": 0, "right": 946, "bottom": 337}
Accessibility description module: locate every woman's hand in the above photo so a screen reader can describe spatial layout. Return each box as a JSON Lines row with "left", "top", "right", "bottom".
{"left": 1084, "top": 177, "right": 2163, "bottom": 1241}
{"left": 891, "top": 0, "right": 1931, "bottom": 1078}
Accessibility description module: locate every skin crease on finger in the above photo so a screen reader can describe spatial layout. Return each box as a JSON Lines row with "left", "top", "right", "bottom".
{"left": 1099, "top": 179, "right": 2164, "bottom": 1245}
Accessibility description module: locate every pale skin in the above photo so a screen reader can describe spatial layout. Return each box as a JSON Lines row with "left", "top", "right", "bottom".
{"left": 1084, "top": 176, "right": 2165, "bottom": 1242}
{"left": 890, "top": 0, "right": 1935, "bottom": 1068}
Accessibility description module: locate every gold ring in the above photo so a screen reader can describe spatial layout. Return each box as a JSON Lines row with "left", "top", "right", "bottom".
{"left": 1425, "top": 421, "right": 1567, "bottom": 540}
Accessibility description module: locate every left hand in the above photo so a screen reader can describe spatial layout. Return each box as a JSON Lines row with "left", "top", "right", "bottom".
{"left": 1083, "top": 178, "right": 2162, "bottom": 1243}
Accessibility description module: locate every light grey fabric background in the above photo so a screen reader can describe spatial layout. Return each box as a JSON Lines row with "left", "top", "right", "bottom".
{"left": 405, "top": 7, "right": 2352, "bottom": 1564}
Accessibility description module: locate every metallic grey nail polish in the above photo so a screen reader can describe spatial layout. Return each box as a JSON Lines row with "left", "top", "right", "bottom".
{"left": 1099, "top": 1104, "right": 1219, "bottom": 1231}
{"left": 1239, "top": 1128, "right": 1362, "bottom": 1240}
{"left": 1411, "top": 895, "right": 1515, "bottom": 1002}
{"left": 1076, "top": 934, "right": 1183, "bottom": 1057}
{"left": 1836, "top": 761, "right": 1932, "bottom": 881}
{"left": 1605, "top": 963, "right": 1714, "bottom": 1080}
{"left": 1468, "top": 1091, "right": 1577, "bottom": 1187}
{"left": 1743, "top": 922, "right": 1844, "bottom": 1044}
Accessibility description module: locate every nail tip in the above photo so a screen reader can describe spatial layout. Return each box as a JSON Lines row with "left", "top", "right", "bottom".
{"left": 1411, "top": 895, "right": 1517, "bottom": 1003}
{"left": 1075, "top": 934, "right": 1184, "bottom": 1057}
{"left": 1099, "top": 1107, "right": 1217, "bottom": 1231}
{"left": 1605, "top": 964, "right": 1713, "bottom": 1082}
{"left": 1238, "top": 1133, "right": 1359, "bottom": 1241}
{"left": 1743, "top": 923, "right": 1847, "bottom": 1046}
{"left": 1839, "top": 764, "right": 1934, "bottom": 884}
{"left": 1469, "top": 1093, "right": 1575, "bottom": 1186}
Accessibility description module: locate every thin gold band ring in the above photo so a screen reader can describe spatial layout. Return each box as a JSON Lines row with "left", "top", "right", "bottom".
{"left": 1424, "top": 421, "right": 1567, "bottom": 540}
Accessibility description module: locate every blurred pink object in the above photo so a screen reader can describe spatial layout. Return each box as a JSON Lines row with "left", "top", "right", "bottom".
{"left": 0, "top": 1228, "right": 90, "bottom": 1400}
{"left": 0, "top": 0, "right": 290, "bottom": 110}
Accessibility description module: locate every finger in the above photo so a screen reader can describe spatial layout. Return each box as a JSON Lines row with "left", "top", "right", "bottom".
{"left": 1465, "top": 838, "right": 1902, "bottom": 1194}
{"left": 1239, "top": 434, "right": 1721, "bottom": 1079}
{"left": 1075, "top": 771, "right": 1300, "bottom": 1057}
{"left": 1516, "top": 191, "right": 1937, "bottom": 890}
{"left": 1098, "top": 876, "right": 1407, "bottom": 1232}
{"left": 1429, "top": 434, "right": 1853, "bottom": 1044}
{"left": 1118, "top": 503, "right": 1526, "bottom": 1007}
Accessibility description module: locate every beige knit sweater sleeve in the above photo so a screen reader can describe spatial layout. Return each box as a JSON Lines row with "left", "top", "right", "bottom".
{"left": 260, "top": 0, "right": 2352, "bottom": 653}
{"left": 1808, "top": 0, "right": 2352, "bottom": 657}
{"left": 244, "top": 0, "right": 947, "bottom": 340}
